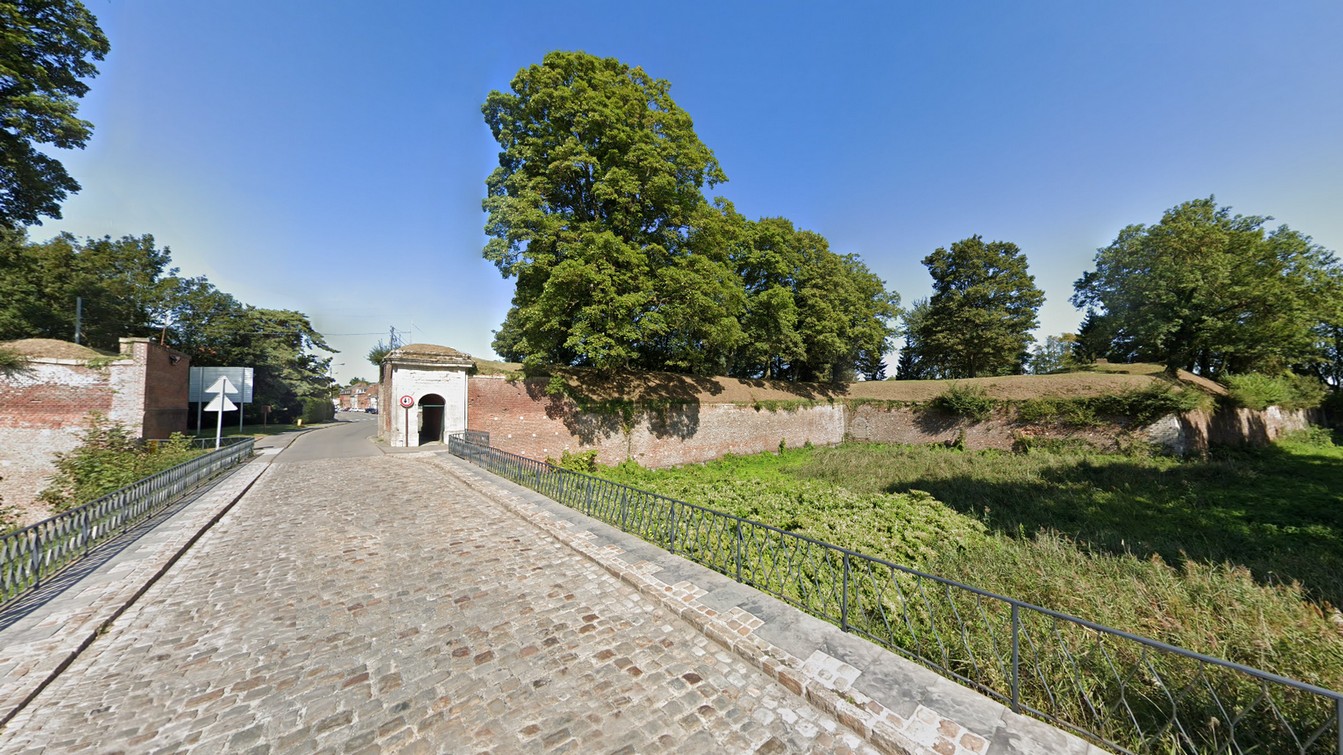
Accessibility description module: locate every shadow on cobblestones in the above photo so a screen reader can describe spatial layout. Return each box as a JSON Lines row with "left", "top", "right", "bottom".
{"left": 0, "top": 473, "right": 232, "bottom": 632}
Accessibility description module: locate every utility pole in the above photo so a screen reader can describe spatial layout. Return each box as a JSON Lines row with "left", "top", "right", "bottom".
{"left": 74, "top": 297, "right": 83, "bottom": 345}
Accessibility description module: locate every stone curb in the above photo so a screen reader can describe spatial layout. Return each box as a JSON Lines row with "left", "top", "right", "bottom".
{"left": 418, "top": 452, "right": 1106, "bottom": 755}
{"left": 0, "top": 458, "right": 272, "bottom": 729}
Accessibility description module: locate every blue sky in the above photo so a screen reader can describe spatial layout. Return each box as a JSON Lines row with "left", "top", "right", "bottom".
{"left": 39, "top": 1, "right": 1343, "bottom": 384}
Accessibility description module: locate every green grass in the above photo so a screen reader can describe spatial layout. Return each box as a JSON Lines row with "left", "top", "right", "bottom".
{"left": 597, "top": 430, "right": 1343, "bottom": 698}
{"left": 799, "top": 429, "right": 1343, "bottom": 611}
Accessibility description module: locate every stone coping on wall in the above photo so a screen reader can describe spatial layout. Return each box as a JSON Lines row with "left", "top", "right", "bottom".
{"left": 423, "top": 452, "right": 1106, "bottom": 755}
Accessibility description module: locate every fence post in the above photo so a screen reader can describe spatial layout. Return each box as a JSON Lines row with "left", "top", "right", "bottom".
{"left": 668, "top": 501, "right": 677, "bottom": 554}
{"left": 31, "top": 530, "right": 41, "bottom": 588}
{"left": 841, "top": 552, "right": 850, "bottom": 633}
{"left": 1011, "top": 603, "right": 1021, "bottom": 713}
{"left": 620, "top": 486, "right": 628, "bottom": 531}
{"left": 734, "top": 520, "right": 743, "bottom": 583}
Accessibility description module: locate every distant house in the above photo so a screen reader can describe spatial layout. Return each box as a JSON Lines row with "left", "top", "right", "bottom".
{"left": 338, "top": 381, "right": 377, "bottom": 411}
{"left": 0, "top": 337, "right": 189, "bottom": 527}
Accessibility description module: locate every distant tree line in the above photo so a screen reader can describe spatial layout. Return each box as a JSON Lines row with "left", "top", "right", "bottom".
{"left": 897, "top": 199, "right": 1343, "bottom": 386}
{"left": 0, "top": 229, "right": 335, "bottom": 420}
{"left": 482, "top": 51, "right": 898, "bottom": 383}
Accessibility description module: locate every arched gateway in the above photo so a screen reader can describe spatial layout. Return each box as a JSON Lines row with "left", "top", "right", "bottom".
{"left": 378, "top": 344, "right": 471, "bottom": 448}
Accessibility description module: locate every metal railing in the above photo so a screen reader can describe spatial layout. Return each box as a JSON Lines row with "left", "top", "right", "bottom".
{"left": 145, "top": 436, "right": 254, "bottom": 450}
{"left": 447, "top": 433, "right": 1343, "bottom": 755}
{"left": 0, "top": 438, "right": 255, "bottom": 604}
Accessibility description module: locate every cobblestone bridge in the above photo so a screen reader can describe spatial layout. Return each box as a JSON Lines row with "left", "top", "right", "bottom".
{"left": 0, "top": 419, "right": 1097, "bottom": 753}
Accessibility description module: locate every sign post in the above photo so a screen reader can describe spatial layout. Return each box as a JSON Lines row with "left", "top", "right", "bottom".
{"left": 204, "top": 376, "right": 239, "bottom": 449}
{"left": 399, "top": 395, "right": 415, "bottom": 447}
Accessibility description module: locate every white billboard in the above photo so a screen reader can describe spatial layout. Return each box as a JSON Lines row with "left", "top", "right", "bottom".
{"left": 189, "top": 367, "right": 254, "bottom": 403}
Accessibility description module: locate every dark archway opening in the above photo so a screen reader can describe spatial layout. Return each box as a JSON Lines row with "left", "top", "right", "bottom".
{"left": 418, "top": 393, "right": 445, "bottom": 445}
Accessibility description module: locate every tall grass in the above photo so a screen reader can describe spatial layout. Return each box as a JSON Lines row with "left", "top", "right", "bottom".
{"left": 799, "top": 433, "right": 1343, "bottom": 611}
{"left": 599, "top": 433, "right": 1343, "bottom": 695}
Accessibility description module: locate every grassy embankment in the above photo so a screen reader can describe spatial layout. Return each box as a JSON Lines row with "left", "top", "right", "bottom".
{"left": 596, "top": 430, "right": 1343, "bottom": 713}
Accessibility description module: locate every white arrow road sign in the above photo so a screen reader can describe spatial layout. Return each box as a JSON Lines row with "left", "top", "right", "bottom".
{"left": 206, "top": 376, "right": 237, "bottom": 396}
{"left": 205, "top": 376, "right": 239, "bottom": 449}
{"left": 204, "top": 394, "right": 238, "bottom": 413}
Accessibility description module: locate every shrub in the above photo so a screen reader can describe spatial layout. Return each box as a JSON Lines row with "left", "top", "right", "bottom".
{"left": 1323, "top": 389, "right": 1343, "bottom": 425}
{"left": 1225, "top": 372, "right": 1328, "bottom": 411}
{"left": 1015, "top": 384, "right": 1208, "bottom": 427}
{"left": 1276, "top": 425, "right": 1339, "bottom": 449}
{"left": 0, "top": 477, "right": 16, "bottom": 535}
{"left": 1015, "top": 397, "right": 1099, "bottom": 425}
{"left": 39, "top": 415, "right": 201, "bottom": 511}
{"left": 0, "top": 346, "right": 29, "bottom": 376}
{"left": 1090, "top": 383, "right": 1209, "bottom": 424}
{"left": 548, "top": 449, "right": 599, "bottom": 473}
{"left": 300, "top": 397, "right": 335, "bottom": 423}
{"left": 931, "top": 383, "right": 996, "bottom": 422}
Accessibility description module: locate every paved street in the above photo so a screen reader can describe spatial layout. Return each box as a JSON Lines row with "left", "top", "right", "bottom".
{"left": 0, "top": 426, "right": 873, "bottom": 753}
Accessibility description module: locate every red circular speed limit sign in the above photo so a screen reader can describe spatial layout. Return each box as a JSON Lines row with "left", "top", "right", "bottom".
{"left": 399, "top": 395, "right": 415, "bottom": 408}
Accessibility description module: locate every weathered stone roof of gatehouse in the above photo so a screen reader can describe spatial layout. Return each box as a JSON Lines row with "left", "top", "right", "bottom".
{"left": 384, "top": 343, "right": 474, "bottom": 368}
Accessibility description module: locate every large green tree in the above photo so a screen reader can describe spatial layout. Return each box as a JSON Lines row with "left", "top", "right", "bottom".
{"left": 0, "top": 231, "right": 174, "bottom": 349}
{"left": 482, "top": 52, "right": 898, "bottom": 382}
{"left": 1072, "top": 198, "right": 1342, "bottom": 376}
{"left": 895, "top": 299, "right": 932, "bottom": 380}
{"left": 158, "top": 277, "right": 335, "bottom": 415}
{"left": 707, "top": 209, "right": 897, "bottom": 383}
{"left": 0, "top": 0, "right": 109, "bottom": 227}
{"left": 906, "top": 236, "right": 1044, "bottom": 378}
{"left": 482, "top": 51, "right": 730, "bottom": 371}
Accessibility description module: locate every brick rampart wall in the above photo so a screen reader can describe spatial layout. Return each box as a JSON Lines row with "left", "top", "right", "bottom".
{"left": 136, "top": 340, "right": 190, "bottom": 438}
{"left": 0, "top": 359, "right": 118, "bottom": 525}
{"left": 467, "top": 375, "right": 1318, "bottom": 467}
{"left": 0, "top": 339, "right": 188, "bottom": 527}
{"left": 467, "top": 376, "right": 847, "bottom": 466}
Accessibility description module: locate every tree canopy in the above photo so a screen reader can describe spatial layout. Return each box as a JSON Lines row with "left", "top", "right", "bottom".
{"left": 1072, "top": 198, "right": 1343, "bottom": 377}
{"left": 0, "top": 0, "right": 109, "bottom": 228}
{"left": 898, "top": 236, "right": 1044, "bottom": 378}
{"left": 483, "top": 51, "right": 728, "bottom": 371}
{"left": 0, "top": 230, "right": 173, "bottom": 348}
{"left": 482, "top": 51, "right": 898, "bottom": 382}
{"left": 0, "top": 231, "right": 335, "bottom": 417}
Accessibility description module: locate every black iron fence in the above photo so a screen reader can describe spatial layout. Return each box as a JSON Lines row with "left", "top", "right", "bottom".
{"left": 0, "top": 438, "right": 255, "bottom": 604}
{"left": 447, "top": 433, "right": 1343, "bottom": 755}
{"left": 144, "top": 435, "right": 254, "bottom": 450}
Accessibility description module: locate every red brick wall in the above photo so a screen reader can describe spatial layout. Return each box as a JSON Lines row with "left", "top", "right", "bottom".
{"left": 467, "top": 375, "right": 847, "bottom": 467}
{"left": 465, "top": 374, "right": 1320, "bottom": 468}
{"left": 0, "top": 360, "right": 120, "bottom": 527}
{"left": 140, "top": 341, "right": 189, "bottom": 438}
{"left": 0, "top": 377, "right": 115, "bottom": 429}
{"left": 0, "top": 341, "right": 189, "bottom": 526}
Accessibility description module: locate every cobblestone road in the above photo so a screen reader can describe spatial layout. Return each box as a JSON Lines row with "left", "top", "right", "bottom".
{"left": 0, "top": 454, "right": 872, "bottom": 753}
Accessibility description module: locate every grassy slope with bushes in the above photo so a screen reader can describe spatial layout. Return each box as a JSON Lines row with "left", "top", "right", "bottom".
{"left": 598, "top": 431, "right": 1343, "bottom": 694}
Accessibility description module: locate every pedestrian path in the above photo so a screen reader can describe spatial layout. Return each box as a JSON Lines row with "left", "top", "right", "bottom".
{"left": 0, "top": 453, "right": 879, "bottom": 753}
